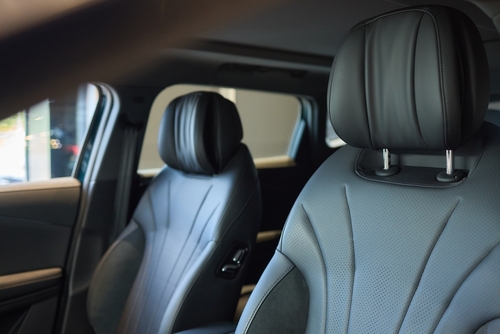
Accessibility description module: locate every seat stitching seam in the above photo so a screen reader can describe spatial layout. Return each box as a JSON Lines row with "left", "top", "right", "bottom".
{"left": 134, "top": 179, "right": 172, "bottom": 332}
{"left": 433, "top": 13, "right": 449, "bottom": 148}
{"left": 412, "top": 13, "right": 430, "bottom": 150}
{"left": 122, "top": 190, "right": 158, "bottom": 332}
{"left": 301, "top": 203, "right": 328, "bottom": 333}
{"left": 210, "top": 147, "right": 252, "bottom": 241}
{"left": 351, "top": 9, "right": 435, "bottom": 29}
{"left": 164, "top": 204, "right": 220, "bottom": 330}
{"left": 148, "top": 184, "right": 214, "bottom": 332}
{"left": 396, "top": 198, "right": 460, "bottom": 333}
{"left": 147, "top": 185, "right": 157, "bottom": 231}
{"left": 431, "top": 240, "right": 500, "bottom": 333}
{"left": 363, "top": 25, "right": 376, "bottom": 149}
{"left": 178, "top": 200, "right": 220, "bottom": 281}
{"left": 162, "top": 184, "right": 213, "bottom": 289}
{"left": 212, "top": 151, "right": 260, "bottom": 245}
{"left": 344, "top": 185, "right": 356, "bottom": 333}
{"left": 168, "top": 202, "right": 221, "bottom": 325}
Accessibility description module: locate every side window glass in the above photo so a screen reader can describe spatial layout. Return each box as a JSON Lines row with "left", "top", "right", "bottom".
{"left": 138, "top": 84, "right": 302, "bottom": 173}
{"left": 0, "top": 84, "right": 99, "bottom": 184}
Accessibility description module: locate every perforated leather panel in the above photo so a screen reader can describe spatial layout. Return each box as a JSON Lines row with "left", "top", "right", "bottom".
{"left": 238, "top": 5, "right": 497, "bottom": 334}
{"left": 237, "top": 124, "right": 500, "bottom": 333}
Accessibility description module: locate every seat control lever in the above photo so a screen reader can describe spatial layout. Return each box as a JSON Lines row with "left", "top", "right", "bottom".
{"left": 232, "top": 249, "right": 246, "bottom": 263}
{"left": 218, "top": 244, "right": 249, "bottom": 279}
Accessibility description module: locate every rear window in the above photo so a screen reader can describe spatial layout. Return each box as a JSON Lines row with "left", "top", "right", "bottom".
{"left": 138, "top": 84, "right": 302, "bottom": 173}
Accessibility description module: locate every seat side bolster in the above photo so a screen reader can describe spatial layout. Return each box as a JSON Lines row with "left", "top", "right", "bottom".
{"left": 236, "top": 251, "right": 309, "bottom": 334}
{"left": 87, "top": 221, "right": 145, "bottom": 334}
{"left": 159, "top": 146, "right": 262, "bottom": 333}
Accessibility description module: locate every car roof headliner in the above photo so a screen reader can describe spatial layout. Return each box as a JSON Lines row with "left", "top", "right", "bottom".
{"left": 0, "top": 0, "right": 499, "bottom": 119}
{"left": 122, "top": 0, "right": 500, "bottom": 99}
{"left": 198, "top": 0, "right": 499, "bottom": 57}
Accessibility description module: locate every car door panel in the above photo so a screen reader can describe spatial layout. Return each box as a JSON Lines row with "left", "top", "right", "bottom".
{"left": 0, "top": 177, "right": 81, "bottom": 333}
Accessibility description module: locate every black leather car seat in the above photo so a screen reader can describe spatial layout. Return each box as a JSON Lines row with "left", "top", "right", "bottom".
{"left": 87, "top": 92, "right": 262, "bottom": 333}
{"left": 236, "top": 5, "right": 500, "bottom": 334}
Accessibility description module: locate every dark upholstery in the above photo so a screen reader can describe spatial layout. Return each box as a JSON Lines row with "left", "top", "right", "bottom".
{"left": 87, "top": 222, "right": 145, "bottom": 334}
{"left": 328, "top": 6, "right": 489, "bottom": 150}
{"left": 88, "top": 92, "right": 261, "bottom": 334}
{"left": 236, "top": 6, "right": 500, "bottom": 334}
{"left": 158, "top": 92, "right": 243, "bottom": 174}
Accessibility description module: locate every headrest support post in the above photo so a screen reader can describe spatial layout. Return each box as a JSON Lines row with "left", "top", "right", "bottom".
{"left": 445, "top": 150, "right": 455, "bottom": 175}
{"left": 437, "top": 149, "right": 466, "bottom": 183}
{"left": 383, "top": 149, "right": 390, "bottom": 170}
{"left": 375, "top": 148, "right": 400, "bottom": 177}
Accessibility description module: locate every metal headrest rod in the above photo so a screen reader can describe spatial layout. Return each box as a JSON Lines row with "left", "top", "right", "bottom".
{"left": 383, "top": 149, "right": 391, "bottom": 170}
{"left": 437, "top": 149, "right": 466, "bottom": 183}
{"left": 375, "top": 148, "right": 400, "bottom": 177}
{"left": 446, "top": 150, "right": 454, "bottom": 175}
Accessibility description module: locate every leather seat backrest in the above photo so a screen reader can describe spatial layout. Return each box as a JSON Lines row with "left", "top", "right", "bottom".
{"left": 236, "top": 6, "right": 500, "bottom": 334}
{"left": 88, "top": 92, "right": 261, "bottom": 334}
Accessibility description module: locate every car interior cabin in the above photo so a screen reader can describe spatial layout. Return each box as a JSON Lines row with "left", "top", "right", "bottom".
{"left": 1, "top": 0, "right": 500, "bottom": 333}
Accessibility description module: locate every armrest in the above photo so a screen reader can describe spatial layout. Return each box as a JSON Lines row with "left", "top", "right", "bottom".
{"left": 175, "top": 322, "right": 237, "bottom": 334}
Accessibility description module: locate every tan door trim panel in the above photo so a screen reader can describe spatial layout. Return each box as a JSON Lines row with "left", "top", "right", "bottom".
{"left": 0, "top": 268, "right": 63, "bottom": 290}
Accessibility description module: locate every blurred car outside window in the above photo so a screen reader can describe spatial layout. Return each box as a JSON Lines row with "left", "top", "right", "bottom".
{"left": 0, "top": 84, "right": 99, "bottom": 184}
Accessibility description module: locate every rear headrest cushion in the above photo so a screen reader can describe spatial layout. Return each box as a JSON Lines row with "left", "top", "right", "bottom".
{"left": 328, "top": 5, "right": 490, "bottom": 150}
{"left": 158, "top": 92, "right": 243, "bottom": 174}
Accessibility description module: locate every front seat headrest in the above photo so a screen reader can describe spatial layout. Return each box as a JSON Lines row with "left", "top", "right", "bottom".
{"left": 158, "top": 91, "right": 243, "bottom": 174}
{"left": 328, "top": 5, "right": 490, "bottom": 151}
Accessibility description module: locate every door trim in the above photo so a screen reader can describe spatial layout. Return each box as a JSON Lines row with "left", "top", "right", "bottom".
{"left": 0, "top": 268, "right": 62, "bottom": 290}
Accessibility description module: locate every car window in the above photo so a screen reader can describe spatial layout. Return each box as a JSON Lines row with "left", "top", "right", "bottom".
{"left": 0, "top": 84, "right": 99, "bottom": 184}
{"left": 138, "top": 84, "right": 302, "bottom": 173}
